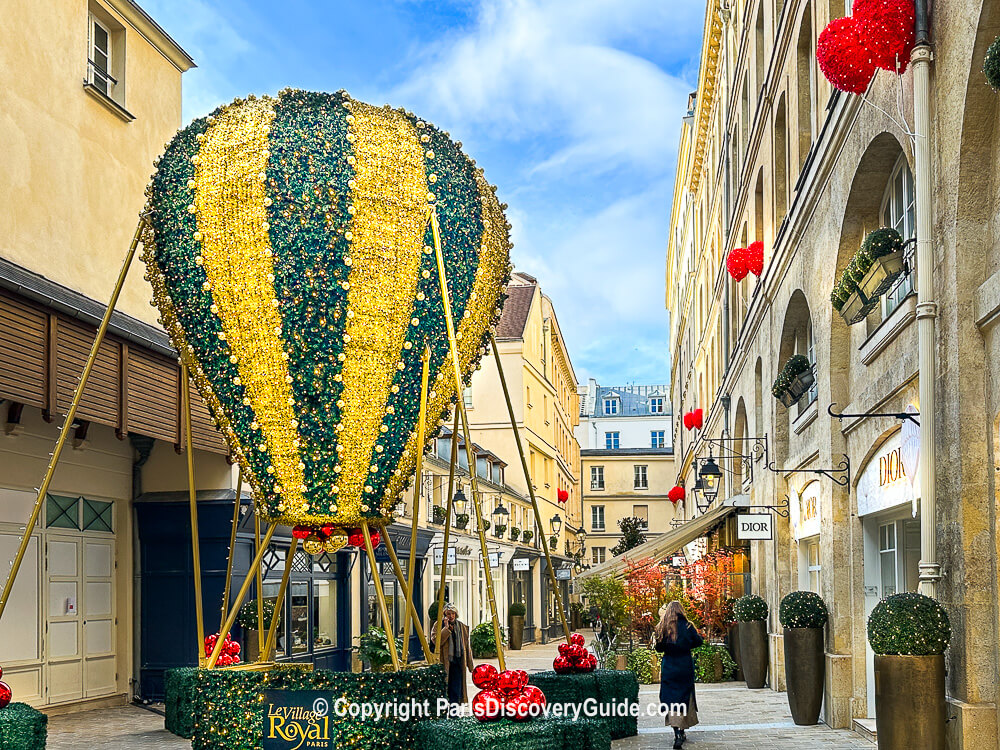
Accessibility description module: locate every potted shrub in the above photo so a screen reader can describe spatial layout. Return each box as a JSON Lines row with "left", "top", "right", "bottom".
{"left": 481, "top": 519, "right": 491, "bottom": 532}
{"left": 509, "top": 527, "right": 521, "bottom": 541}
{"left": 493, "top": 524, "right": 507, "bottom": 538}
{"left": 432, "top": 505, "right": 447, "bottom": 525}
{"left": 733, "top": 594, "right": 769, "bottom": 689}
{"left": 521, "top": 529, "right": 534, "bottom": 545}
{"left": 779, "top": 591, "right": 828, "bottom": 725}
{"left": 236, "top": 598, "right": 276, "bottom": 662}
{"left": 626, "top": 647, "right": 659, "bottom": 684}
{"left": 455, "top": 513, "right": 469, "bottom": 530}
{"left": 509, "top": 601, "right": 527, "bottom": 650}
{"left": 692, "top": 643, "right": 737, "bottom": 683}
{"left": 771, "top": 354, "right": 814, "bottom": 408}
{"left": 354, "top": 626, "right": 404, "bottom": 672}
{"left": 549, "top": 535, "right": 559, "bottom": 548}
{"left": 470, "top": 622, "right": 506, "bottom": 658}
{"left": 868, "top": 593, "right": 950, "bottom": 749}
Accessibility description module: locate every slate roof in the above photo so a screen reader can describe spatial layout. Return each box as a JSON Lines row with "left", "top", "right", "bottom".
{"left": 495, "top": 278, "right": 536, "bottom": 340}
{"left": 588, "top": 384, "right": 671, "bottom": 418}
{"left": 581, "top": 447, "right": 674, "bottom": 457}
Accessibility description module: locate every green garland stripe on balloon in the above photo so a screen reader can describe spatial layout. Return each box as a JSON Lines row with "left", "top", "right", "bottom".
{"left": 265, "top": 90, "right": 353, "bottom": 517}
{"left": 149, "top": 116, "right": 273, "bottom": 497}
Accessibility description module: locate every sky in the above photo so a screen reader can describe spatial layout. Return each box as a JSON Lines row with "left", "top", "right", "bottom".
{"left": 143, "top": 0, "right": 705, "bottom": 385}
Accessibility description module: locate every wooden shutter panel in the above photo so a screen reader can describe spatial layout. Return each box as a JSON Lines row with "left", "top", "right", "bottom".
{"left": 127, "top": 349, "right": 180, "bottom": 443}
{"left": 55, "top": 317, "right": 120, "bottom": 427}
{"left": 0, "top": 293, "right": 47, "bottom": 408}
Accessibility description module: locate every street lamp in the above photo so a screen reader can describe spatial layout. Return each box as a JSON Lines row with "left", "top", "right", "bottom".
{"left": 550, "top": 514, "right": 562, "bottom": 536}
{"left": 698, "top": 455, "right": 723, "bottom": 503}
{"left": 578, "top": 529, "right": 587, "bottom": 545}
{"left": 453, "top": 486, "right": 467, "bottom": 517}
{"left": 492, "top": 501, "right": 509, "bottom": 521}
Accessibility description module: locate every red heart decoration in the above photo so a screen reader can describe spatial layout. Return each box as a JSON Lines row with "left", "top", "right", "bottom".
{"left": 693, "top": 409, "right": 704, "bottom": 430}
{"left": 853, "top": 0, "right": 915, "bottom": 73}
{"left": 817, "top": 16, "right": 876, "bottom": 94}
{"left": 746, "top": 241, "right": 764, "bottom": 277}
{"left": 726, "top": 247, "right": 749, "bottom": 281}
{"left": 682, "top": 412, "right": 694, "bottom": 431}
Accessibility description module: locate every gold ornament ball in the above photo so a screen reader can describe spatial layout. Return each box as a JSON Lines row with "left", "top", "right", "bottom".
{"left": 302, "top": 535, "right": 325, "bottom": 556}
{"left": 323, "top": 533, "right": 348, "bottom": 554}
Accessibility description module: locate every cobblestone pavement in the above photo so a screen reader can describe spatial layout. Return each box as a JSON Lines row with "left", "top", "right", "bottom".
{"left": 45, "top": 637, "right": 873, "bottom": 749}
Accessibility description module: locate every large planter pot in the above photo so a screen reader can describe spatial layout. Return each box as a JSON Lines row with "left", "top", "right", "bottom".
{"left": 245, "top": 629, "right": 260, "bottom": 662}
{"left": 783, "top": 627, "right": 825, "bottom": 725}
{"left": 509, "top": 616, "right": 524, "bottom": 650}
{"left": 727, "top": 624, "right": 744, "bottom": 681}
{"left": 840, "top": 286, "right": 879, "bottom": 325}
{"left": 874, "top": 654, "right": 946, "bottom": 750}
{"left": 739, "top": 620, "right": 768, "bottom": 689}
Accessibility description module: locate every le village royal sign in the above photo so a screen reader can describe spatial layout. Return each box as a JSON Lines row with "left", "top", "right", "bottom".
{"left": 263, "top": 691, "right": 333, "bottom": 750}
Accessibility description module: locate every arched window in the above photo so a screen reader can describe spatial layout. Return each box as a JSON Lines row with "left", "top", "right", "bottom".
{"left": 880, "top": 156, "right": 916, "bottom": 314}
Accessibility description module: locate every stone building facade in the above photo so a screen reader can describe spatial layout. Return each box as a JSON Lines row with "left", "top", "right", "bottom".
{"left": 665, "top": 0, "right": 1000, "bottom": 746}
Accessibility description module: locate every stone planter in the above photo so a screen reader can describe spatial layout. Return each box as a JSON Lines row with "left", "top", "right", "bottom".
{"left": 839, "top": 286, "right": 879, "bottom": 325}
{"left": 874, "top": 654, "right": 946, "bottom": 750}
{"left": 509, "top": 616, "right": 524, "bottom": 650}
{"left": 727, "top": 623, "right": 744, "bottom": 681}
{"left": 783, "top": 627, "right": 824, "bottom": 725}
{"left": 858, "top": 249, "right": 905, "bottom": 300}
{"left": 245, "top": 629, "right": 260, "bottom": 662}
{"left": 739, "top": 620, "right": 768, "bottom": 689}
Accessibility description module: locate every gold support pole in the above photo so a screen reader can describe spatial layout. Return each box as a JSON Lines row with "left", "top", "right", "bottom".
{"left": 489, "top": 333, "right": 572, "bottom": 643}
{"left": 362, "top": 522, "right": 400, "bottom": 671}
{"left": 401, "top": 346, "right": 431, "bottom": 654}
{"left": 183, "top": 368, "right": 207, "bottom": 666}
{"left": 255, "top": 508, "right": 263, "bottom": 657}
{"left": 0, "top": 216, "right": 147, "bottom": 623}
{"left": 434, "top": 409, "right": 461, "bottom": 660}
{"left": 207, "top": 522, "right": 277, "bottom": 668}
{"left": 430, "top": 209, "right": 505, "bottom": 672}
{"left": 261, "top": 537, "right": 298, "bottom": 663}
{"left": 219, "top": 472, "right": 244, "bottom": 633}
{"left": 382, "top": 531, "right": 432, "bottom": 662}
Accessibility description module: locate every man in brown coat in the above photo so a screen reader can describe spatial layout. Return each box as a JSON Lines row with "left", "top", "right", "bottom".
{"left": 430, "top": 604, "right": 474, "bottom": 704}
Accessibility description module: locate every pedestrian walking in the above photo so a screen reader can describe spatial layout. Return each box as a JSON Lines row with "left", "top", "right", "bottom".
{"left": 429, "top": 604, "right": 474, "bottom": 705}
{"left": 654, "top": 601, "right": 703, "bottom": 748}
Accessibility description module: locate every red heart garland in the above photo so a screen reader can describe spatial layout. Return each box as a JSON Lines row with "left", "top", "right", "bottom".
{"left": 557, "top": 488, "right": 569, "bottom": 503}
{"left": 747, "top": 241, "right": 764, "bottom": 276}
{"left": 817, "top": 16, "right": 877, "bottom": 94}
{"left": 853, "top": 0, "right": 915, "bottom": 73}
{"left": 726, "top": 247, "right": 749, "bottom": 281}
{"left": 683, "top": 412, "right": 694, "bottom": 431}
{"left": 693, "top": 408, "right": 704, "bottom": 430}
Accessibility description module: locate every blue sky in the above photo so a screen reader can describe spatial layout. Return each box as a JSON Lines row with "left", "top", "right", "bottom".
{"left": 144, "top": 0, "right": 704, "bottom": 386}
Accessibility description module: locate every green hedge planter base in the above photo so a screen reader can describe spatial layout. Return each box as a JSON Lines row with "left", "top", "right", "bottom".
{"left": 528, "top": 670, "right": 639, "bottom": 740}
{"left": 166, "top": 664, "right": 446, "bottom": 749}
{"left": 416, "top": 716, "right": 611, "bottom": 750}
{"left": 0, "top": 703, "right": 47, "bottom": 750}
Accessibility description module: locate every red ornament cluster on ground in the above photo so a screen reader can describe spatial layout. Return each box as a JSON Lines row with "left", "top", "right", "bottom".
{"left": 817, "top": 0, "right": 915, "bottom": 94}
{"left": 553, "top": 632, "right": 597, "bottom": 673}
{"left": 470, "top": 664, "right": 546, "bottom": 722}
{"left": 0, "top": 665, "right": 10, "bottom": 709}
{"left": 204, "top": 632, "right": 242, "bottom": 666}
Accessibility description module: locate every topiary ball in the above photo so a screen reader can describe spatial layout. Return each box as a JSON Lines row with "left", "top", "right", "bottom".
{"left": 817, "top": 16, "right": 877, "bottom": 95}
{"left": 733, "top": 594, "right": 768, "bottom": 622}
{"left": 860, "top": 227, "right": 904, "bottom": 262}
{"left": 867, "top": 592, "right": 951, "bottom": 655}
{"left": 779, "top": 591, "right": 829, "bottom": 629}
{"left": 985, "top": 35, "right": 1000, "bottom": 90}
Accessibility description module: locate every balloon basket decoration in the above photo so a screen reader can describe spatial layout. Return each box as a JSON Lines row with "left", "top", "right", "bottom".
{"left": 528, "top": 670, "right": 639, "bottom": 740}
{"left": 415, "top": 715, "right": 611, "bottom": 750}
{"left": 552, "top": 632, "right": 598, "bottom": 673}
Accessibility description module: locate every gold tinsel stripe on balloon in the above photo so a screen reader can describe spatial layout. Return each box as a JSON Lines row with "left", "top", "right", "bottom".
{"left": 337, "top": 99, "right": 429, "bottom": 518}
{"left": 383, "top": 170, "right": 512, "bottom": 505}
{"left": 194, "top": 97, "right": 308, "bottom": 516}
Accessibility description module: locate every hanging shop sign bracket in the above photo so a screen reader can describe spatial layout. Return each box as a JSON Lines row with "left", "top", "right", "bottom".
{"left": 767, "top": 455, "right": 851, "bottom": 488}
{"left": 828, "top": 403, "right": 920, "bottom": 426}
{"left": 742, "top": 495, "right": 791, "bottom": 519}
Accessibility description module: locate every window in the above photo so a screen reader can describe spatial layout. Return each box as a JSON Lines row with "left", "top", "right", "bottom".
{"left": 46, "top": 494, "right": 113, "bottom": 532}
{"left": 592, "top": 547, "right": 607, "bottom": 565}
{"left": 89, "top": 15, "right": 113, "bottom": 97}
{"left": 633, "top": 505, "right": 649, "bottom": 528}
{"left": 463, "top": 387, "right": 473, "bottom": 409}
{"left": 879, "top": 523, "right": 898, "bottom": 597}
{"left": 651, "top": 430, "right": 666, "bottom": 449}
{"left": 633, "top": 465, "right": 648, "bottom": 489}
{"left": 649, "top": 397, "right": 664, "bottom": 413}
{"left": 603, "top": 398, "right": 619, "bottom": 415}
{"left": 313, "top": 579, "right": 337, "bottom": 648}
{"left": 804, "top": 538, "right": 820, "bottom": 594}
{"left": 590, "top": 466, "right": 605, "bottom": 490}
{"left": 605, "top": 431, "right": 620, "bottom": 450}
{"left": 591, "top": 505, "right": 605, "bottom": 531}
{"left": 880, "top": 156, "right": 916, "bottom": 316}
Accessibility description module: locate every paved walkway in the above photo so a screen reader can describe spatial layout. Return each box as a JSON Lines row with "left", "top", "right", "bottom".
{"left": 46, "top": 638, "right": 872, "bottom": 749}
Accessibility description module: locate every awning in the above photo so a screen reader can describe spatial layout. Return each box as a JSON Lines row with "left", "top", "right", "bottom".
{"left": 578, "top": 496, "right": 747, "bottom": 580}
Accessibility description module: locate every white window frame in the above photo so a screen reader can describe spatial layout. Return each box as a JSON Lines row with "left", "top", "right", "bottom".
{"left": 651, "top": 430, "right": 665, "bottom": 449}
{"left": 592, "top": 547, "right": 606, "bottom": 565}
{"left": 633, "top": 465, "right": 648, "bottom": 490}
{"left": 605, "top": 432, "right": 620, "bottom": 450}
{"left": 603, "top": 398, "right": 619, "bottom": 415}
{"left": 591, "top": 505, "right": 605, "bottom": 531}
{"left": 88, "top": 14, "right": 114, "bottom": 97}
{"left": 590, "top": 466, "right": 604, "bottom": 491}
{"left": 633, "top": 505, "right": 649, "bottom": 528}
{"left": 649, "top": 397, "right": 663, "bottom": 413}
{"left": 880, "top": 156, "right": 916, "bottom": 317}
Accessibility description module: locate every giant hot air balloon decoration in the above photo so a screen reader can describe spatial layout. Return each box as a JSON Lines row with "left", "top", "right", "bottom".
{"left": 142, "top": 89, "right": 512, "bottom": 544}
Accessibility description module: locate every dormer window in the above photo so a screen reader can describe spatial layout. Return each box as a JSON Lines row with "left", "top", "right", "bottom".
{"left": 603, "top": 398, "right": 619, "bottom": 415}
{"left": 649, "top": 397, "right": 664, "bottom": 413}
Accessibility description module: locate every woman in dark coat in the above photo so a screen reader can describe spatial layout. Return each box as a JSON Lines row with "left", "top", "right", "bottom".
{"left": 654, "top": 601, "right": 703, "bottom": 748}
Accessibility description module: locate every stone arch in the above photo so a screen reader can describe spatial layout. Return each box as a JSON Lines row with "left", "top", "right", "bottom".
{"left": 795, "top": 1, "right": 814, "bottom": 169}
{"left": 774, "top": 93, "right": 789, "bottom": 224}
{"left": 774, "top": 290, "right": 815, "bottom": 459}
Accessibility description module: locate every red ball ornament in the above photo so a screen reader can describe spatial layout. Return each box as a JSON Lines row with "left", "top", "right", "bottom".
{"left": 853, "top": 0, "right": 915, "bottom": 73}
{"left": 348, "top": 528, "right": 364, "bottom": 547}
{"left": 227, "top": 641, "right": 241, "bottom": 656}
{"left": 557, "top": 642, "right": 571, "bottom": 658}
{"left": 746, "top": 241, "right": 764, "bottom": 277}
{"left": 692, "top": 409, "right": 703, "bottom": 430}
{"left": 472, "top": 664, "right": 499, "bottom": 690}
{"left": 553, "top": 655, "right": 573, "bottom": 673}
{"left": 522, "top": 684, "right": 546, "bottom": 708}
{"left": 587, "top": 654, "right": 598, "bottom": 671}
{"left": 292, "top": 525, "right": 312, "bottom": 540}
{"left": 511, "top": 669, "right": 529, "bottom": 689}
{"left": 319, "top": 524, "right": 335, "bottom": 538}
{"left": 472, "top": 689, "right": 502, "bottom": 721}
{"left": 726, "top": 247, "right": 749, "bottom": 281}
{"left": 570, "top": 632, "right": 585, "bottom": 647}
{"left": 506, "top": 694, "right": 532, "bottom": 722}
{"left": 817, "top": 16, "right": 876, "bottom": 94}
{"left": 668, "top": 485, "right": 686, "bottom": 504}
{"left": 0, "top": 681, "right": 11, "bottom": 709}
{"left": 369, "top": 531, "right": 381, "bottom": 548}
{"left": 497, "top": 670, "right": 520, "bottom": 692}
